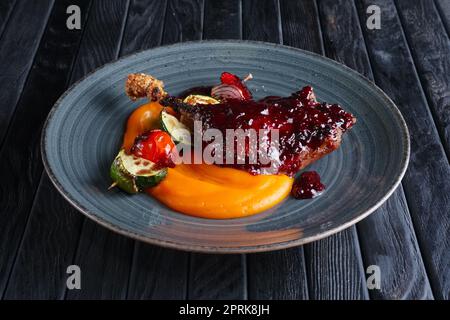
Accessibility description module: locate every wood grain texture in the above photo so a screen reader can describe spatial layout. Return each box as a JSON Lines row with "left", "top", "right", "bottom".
{"left": 280, "top": 0, "right": 322, "bottom": 51}
{"left": 188, "top": 254, "right": 246, "bottom": 299}
{"left": 65, "top": 219, "right": 134, "bottom": 299}
{"left": 358, "top": 190, "right": 433, "bottom": 299}
{"left": 203, "top": 0, "right": 241, "bottom": 39}
{"left": 163, "top": 0, "right": 204, "bottom": 44}
{"left": 317, "top": 0, "right": 372, "bottom": 77}
{"left": 434, "top": 0, "right": 450, "bottom": 39}
{"left": 0, "top": 0, "right": 16, "bottom": 38}
{"left": 0, "top": 0, "right": 54, "bottom": 147}
{"left": 305, "top": 230, "right": 367, "bottom": 300}
{"left": 122, "top": 0, "right": 190, "bottom": 299}
{"left": 280, "top": 0, "right": 368, "bottom": 300}
{"left": 318, "top": 0, "right": 433, "bottom": 300}
{"left": 395, "top": 0, "right": 450, "bottom": 160}
{"left": 69, "top": 0, "right": 130, "bottom": 82}
{"left": 248, "top": 248, "right": 309, "bottom": 299}
{"left": 242, "top": 0, "right": 281, "bottom": 42}
{"left": 120, "top": 0, "right": 167, "bottom": 55}
{"left": 127, "top": 243, "right": 188, "bottom": 299}
{"left": 0, "top": 0, "right": 91, "bottom": 298}
{"left": 356, "top": 0, "right": 450, "bottom": 299}
{"left": 3, "top": 175, "right": 84, "bottom": 299}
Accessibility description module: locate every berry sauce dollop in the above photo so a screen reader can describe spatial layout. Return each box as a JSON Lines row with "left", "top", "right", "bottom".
{"left": 291, "top": 171, "right": 325, "bottom": 199}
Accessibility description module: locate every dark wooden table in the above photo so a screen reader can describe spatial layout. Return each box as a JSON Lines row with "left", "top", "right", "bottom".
{"left": 0, "top": 0, "right": 448, "bottom": 300}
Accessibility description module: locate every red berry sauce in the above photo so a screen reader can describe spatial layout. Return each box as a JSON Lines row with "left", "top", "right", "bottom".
{"left": 179, "top": 85, "right": 355, "bottom": 176}
{"left": 291, "top": 171, "right": 325, "bottom": 199}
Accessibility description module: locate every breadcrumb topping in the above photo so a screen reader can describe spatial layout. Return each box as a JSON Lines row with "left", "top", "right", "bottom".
{"left": 125, "top": 73, "right": 167, "bottom": 102}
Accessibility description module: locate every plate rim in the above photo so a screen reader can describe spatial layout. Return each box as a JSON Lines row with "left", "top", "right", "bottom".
{"left": 41, "top": 39, "right": 410, "bottom": 253}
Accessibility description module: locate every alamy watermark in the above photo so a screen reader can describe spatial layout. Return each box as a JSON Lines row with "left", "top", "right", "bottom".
{"left": 170, "top": 121, "right": 281, "bottom": 173}
{"left": 66, "top": 265, "right": 81, "bottom": 290}
{"left": 366, "top": 5, "right": 381, "bottom": 30}
{"left": 65, "top": 4, "right": 382, "bottom": 31}
{"left": 366, "top": 265, "right": 381, "bottom": 290}
{"left": 66, "top": 5, "right": 81, "bottom": 30}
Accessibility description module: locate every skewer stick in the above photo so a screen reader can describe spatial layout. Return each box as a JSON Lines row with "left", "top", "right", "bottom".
{"left": 243, "top": 73, "right": 253, "bottom": 82}
{"left": 108, "top": 182, "right": 118, "bottom": 190}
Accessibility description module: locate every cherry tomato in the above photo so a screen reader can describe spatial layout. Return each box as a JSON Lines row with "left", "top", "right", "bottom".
{"left": 131, "top": 129, "right": 176, "bottom": 168}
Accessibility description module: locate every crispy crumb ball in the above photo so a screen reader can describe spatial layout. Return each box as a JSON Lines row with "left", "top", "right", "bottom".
{"left": 125, "top": 73, "right": 167, "bottom": 101}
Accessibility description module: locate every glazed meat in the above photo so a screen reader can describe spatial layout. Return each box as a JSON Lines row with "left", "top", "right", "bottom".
{"left": 163, "top": 86, "right": 355, "bottom": 176}
{"left": 126, "top": 73, "right": 356, "bottom": 176}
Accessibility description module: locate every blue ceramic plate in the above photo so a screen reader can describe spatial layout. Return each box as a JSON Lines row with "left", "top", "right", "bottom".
{"left": 42, "top": 41, "right": 409, "bottom": 253}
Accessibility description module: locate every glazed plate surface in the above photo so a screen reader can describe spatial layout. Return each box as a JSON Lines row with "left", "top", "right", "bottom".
{"left": 42, "top": 41, "right": 409, "bottom": 253}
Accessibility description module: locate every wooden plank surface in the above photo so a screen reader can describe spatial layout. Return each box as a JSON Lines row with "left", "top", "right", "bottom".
{"left": 120, "top": 0, "right": 167, "bottom": 56}
{"left": 318, "top": 0, "right": 433, "bottom": 300}
{"left": 127, "top": 244, "right": 188, "bottom": 299}
{"left": 242, "top": 0, "right": 281, "bottom": 42}
{"left": 356, "top": 0, "right": 450, "bottom": 299}
{"left": 203, "top": 0, "right": 241, "bottom": 39}
{"left": 305, "top": 232, "right": 367, "bottom": 300}
{"left": 0, "top": 0, "right": 16, "bottom": 38}
{"left": 3, "top": 175, "right": 84, "bottom": 299}
{"left": 279, "top": 0, "right": 322, "bottom": 53}
{"left": 0, "top": 0, "right": 54, "bottom": 147}
{"left": 0, "top": 0, "right": 92, "bottom": 299}
{"left": 435, "top": 0, "right": 450, "bottom": 36}
{"left": 69, "top": 0, "right": 130, "bottom": 82}
{"left": 395, "top": 0, "right": 450, "bottom": 159}
{"left": 358, "top": 189, "right": 434, "bottom": 299}
{"left": 189, "top": 254, "right": 247, "bottom": 300}
{"left": 65, "top": 220, "right": 134, "bottom": 299}
{"left": 248, "top": 248, "right": 308, "bottom": 299}
{"left": 0, "top": 0, "right": 448, "bottom": 300}
{"left": 280, "top": 0, "right": 368, "bottom": 300}
{"left": 163, "top": 0, "right": 204, "bottom": 44}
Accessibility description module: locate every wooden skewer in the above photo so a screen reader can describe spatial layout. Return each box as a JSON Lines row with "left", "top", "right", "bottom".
{"left": 243, "top": 73, "right": 253, "bottom": 82}
{"left": 108, "top": 182, "right": 118, "bottom": 190}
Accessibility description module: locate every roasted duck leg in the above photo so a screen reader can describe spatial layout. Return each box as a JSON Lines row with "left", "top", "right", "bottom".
{"left": 125, "top": 73, "right": 356, "bottom": 176}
